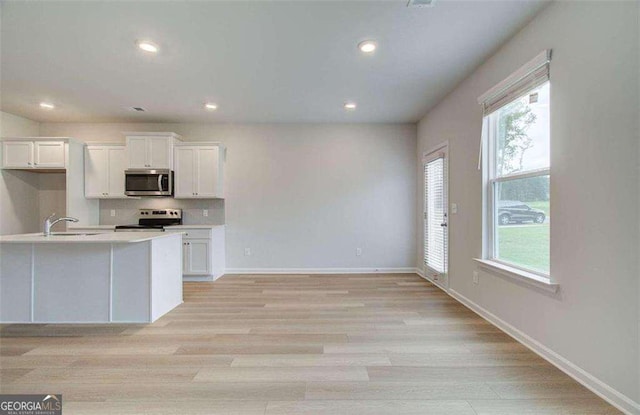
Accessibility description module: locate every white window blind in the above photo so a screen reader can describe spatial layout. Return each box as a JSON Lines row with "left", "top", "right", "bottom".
{"left": 478, "top": 49, "right": 551, "bottom": 115}
{"left": 424, "top": 155, "right": 447, "bottom": 274}
{"left": 477, "top": 49, "right": 552, "bottom": 169}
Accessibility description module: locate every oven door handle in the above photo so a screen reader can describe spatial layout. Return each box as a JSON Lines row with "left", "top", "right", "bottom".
{"left": 158, "top": 174, "right": 163, "bottom": 191}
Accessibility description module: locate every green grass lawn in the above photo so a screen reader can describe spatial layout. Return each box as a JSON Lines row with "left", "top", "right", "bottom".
{"left": 497, "top": 224, "right": 549, "bottom": 274}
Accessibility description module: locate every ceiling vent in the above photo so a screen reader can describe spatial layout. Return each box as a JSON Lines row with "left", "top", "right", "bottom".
{"left": 131, "top": 107, "right": 146, "bottom": 112}
{"left": 407, "top": 0, "right": 435, "bottom": 7}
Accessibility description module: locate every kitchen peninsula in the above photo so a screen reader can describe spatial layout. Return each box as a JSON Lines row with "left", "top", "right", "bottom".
{"left": 0, "top": 232, "right": 182, "bottom": 323}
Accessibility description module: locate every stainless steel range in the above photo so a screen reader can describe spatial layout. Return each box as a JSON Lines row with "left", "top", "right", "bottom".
{"left": 114, "top": 209, "right": 182, "bottom": 232}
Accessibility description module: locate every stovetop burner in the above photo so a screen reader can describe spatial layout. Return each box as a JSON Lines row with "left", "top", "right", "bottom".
{"left": 114, "top": 209, "right": 182, "bottom": 232}
{"left": 114, "top": 224, "right": 166, "bottom": 232}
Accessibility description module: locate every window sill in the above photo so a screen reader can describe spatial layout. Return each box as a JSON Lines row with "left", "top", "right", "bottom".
{"left": 473, "top": 259, "right": 559, "bottom": 294}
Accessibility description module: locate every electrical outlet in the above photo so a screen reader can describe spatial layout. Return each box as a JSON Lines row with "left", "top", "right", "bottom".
{"left": 356, "top": 248, "right": 362, "bottom": 256}
{"left": 451, "top": 203, "right": 458, "bottom": 214}
{"left": 244, "top": 248, "right": 251, "bottom": 256}
{"left": 473, "top": 271, "right": 479, "bottom": 284}
{"left": 203, "top": 209, "right": 209, "bottom": 217}
{"left": 110, "top": 210, "right": 116, "bottom": 217}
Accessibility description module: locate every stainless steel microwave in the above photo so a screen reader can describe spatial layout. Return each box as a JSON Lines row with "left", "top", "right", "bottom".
{"left": 124, "top": 169, "right": 173, "bottom": 197}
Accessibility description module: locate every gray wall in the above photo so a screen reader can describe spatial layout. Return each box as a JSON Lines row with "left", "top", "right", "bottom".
{"left": 0, "top": 112, "right": 42, "bottom": 234}
{"left": 416, "top": 0, "right": 639, "bottom": 405}
{"left": 40, "top": 122, "right": 417, "bottom": 271}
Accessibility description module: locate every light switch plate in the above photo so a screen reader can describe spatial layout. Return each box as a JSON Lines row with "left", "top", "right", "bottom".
{"left": 473, "top": 271, "right": 479, "bottom": 284}
{"left": 203, "top": 209, "right": 209, "bottom": 217}
{"left": 244, "top": 248, "right": 251, "bottom": 256}
{"left": 451, "top": 203, "right": 458, "bottom": 214}
{"left": 110, "top": 210, "right": 116, "bottom": 217}
{"left": 356, "top": 248, "right": 362, "bottom": 256}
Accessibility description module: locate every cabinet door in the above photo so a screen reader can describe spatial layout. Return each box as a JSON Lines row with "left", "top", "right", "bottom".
{"left": 127, "top": 137, "right": 148, "bottom": 168}
{"left": 148, "top": 137, "right": 171, "bottom": 169}
{"left": 84, "top": 147, "right": 109, "bottom": 198}
{"left": 34, "top": 141, "right": 65, "bottom": 168}
{"left": 182, "top": 241, "right": 190, "bottom": 275}
{"left": 185, "top": 239, "right": 211, "bottom": 275}
{"left": 174, "top": 147, "right": 196, "bottom": 198}
{"left": 107, "top": 147, "right": 126, "bottom": 197}
{"left": 2, "top": 141, "right": 33, "bottom": 168}
{"left": 196, "top": 147, "right": 220, "bottom": 197}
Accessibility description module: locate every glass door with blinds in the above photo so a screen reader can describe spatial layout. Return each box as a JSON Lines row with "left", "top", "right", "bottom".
{"left": 423, "top": 146, "right": 448, "bottom": 289}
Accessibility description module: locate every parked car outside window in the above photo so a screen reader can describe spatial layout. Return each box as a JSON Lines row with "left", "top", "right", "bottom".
{"left": 497, "top": 200, "right": 546, "bottom": 225}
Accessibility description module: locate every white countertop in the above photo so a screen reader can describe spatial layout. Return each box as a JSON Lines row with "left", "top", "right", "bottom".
{"left": 69, "top": 224, "right": 224, "bottom": 230}
{"left": 171, "top": 225, "right": 225, "bottom": 229}
{"left": 0, "top": 232, "right": 183, "bottom": 244}
{"left": 68, "top": 225, "right": 116, "bottom": 230}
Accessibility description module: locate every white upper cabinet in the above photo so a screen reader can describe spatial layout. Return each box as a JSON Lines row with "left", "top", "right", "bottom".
{"left": 85, "top": 145, "right": 127, "bottom": 198}
{"left": 126, "top": 137, "right": 148, "bottom": 168}
{"left": 125, "top": 133, "right": 181, "bottom": 169}
{"left": 174, "top": 144, "right": 224, "bottom": 199}
{"left": 2, "top": 140, "right": 65, "bottom": 169}
{"left": 34, "top": 141, "right": 65, "bottom": 168}
{"left": 148, "top": 137, "right": 171, "bottom": 169}
{"left": 174, "top": 147, "right": 196, "bottom": 198}
{"left": 107, "top": 147, "right": 126, "bottom": 197}
{"left": 197, "top": 147, "right": 220, "bottom": 197}
{"left": 85, "top": 147, "right": 108, "bottom": 198}
{"left": 2, "top": 141, "right": 34, "bottom": 168}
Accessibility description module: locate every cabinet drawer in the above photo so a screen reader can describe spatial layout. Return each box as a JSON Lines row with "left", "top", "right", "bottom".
{"left": 167, "top": 228, "right": 212, "bottom": 239}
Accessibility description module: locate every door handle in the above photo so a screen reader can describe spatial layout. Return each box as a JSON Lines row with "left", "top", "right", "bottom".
{"left": 158, "top": 174, "right": 163, "bottom": 191}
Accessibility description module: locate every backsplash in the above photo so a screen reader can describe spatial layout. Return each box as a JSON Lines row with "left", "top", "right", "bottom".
{"left": 99, "top": 198, "right": 225, "bottom": 226}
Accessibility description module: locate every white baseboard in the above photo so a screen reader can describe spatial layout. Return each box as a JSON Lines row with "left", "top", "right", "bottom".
{"left": 448, "top": 288, "right": 640, "bottom": 415}
{"left": 224, "top": 267, "right": 418, "bottom": 275}
{"left": 183, "top": 273, "right": 225, "bottom": 282}
{"left": 183, "top": 275, "right": 214, "bottom": 282}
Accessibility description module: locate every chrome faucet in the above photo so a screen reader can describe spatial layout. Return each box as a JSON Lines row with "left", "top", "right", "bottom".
{"left": 43, "top": 213, "right": 79, "bottom": 236}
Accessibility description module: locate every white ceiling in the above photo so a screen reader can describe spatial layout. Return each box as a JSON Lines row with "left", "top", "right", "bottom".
{"left": 0, "top": 0, "right": 549, "bottom": 124}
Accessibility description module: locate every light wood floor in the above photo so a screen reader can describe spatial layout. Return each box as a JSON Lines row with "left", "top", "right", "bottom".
{"left": 0, "top": 274, "right": 620, "bottom": 414}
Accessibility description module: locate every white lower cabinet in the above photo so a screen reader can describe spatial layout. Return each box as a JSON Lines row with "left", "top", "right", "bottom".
{"left": 167, "top": 226, "right": 225, "bottom": 280}
{"left": 183, "top": 239, "right": 210, "bottom": 275}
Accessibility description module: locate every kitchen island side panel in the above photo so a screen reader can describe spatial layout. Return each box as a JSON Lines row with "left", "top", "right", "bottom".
{"left": 34, "top": 244, "right": 110, "bottom": 322}
{"left": 112, "top": 242, "right": 151, "bottom": 322}
{"left": 151, "top": 235, "right": 183, "bottom": 321}
{"left": 0, "top": 244, "right": 32, "bottom": 322}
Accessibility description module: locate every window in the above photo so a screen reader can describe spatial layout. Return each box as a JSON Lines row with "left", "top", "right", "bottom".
{"left": 480, "top": 51, "right": 551, "bottom": 278}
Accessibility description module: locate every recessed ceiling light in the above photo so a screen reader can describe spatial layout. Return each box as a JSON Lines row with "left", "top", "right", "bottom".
{"left": 39, "top": 102, "right": 55, "bottom": 110}
{"left": 137, "top": 40, "right": 159, "bottom": 53}
{"left": 358, "top": 40, "right": 377, "bottom": 53}
{"left": 205, "top": 103, "right": 218, "bottom": 111}
{"left": 344, "top": 102, "right": 357, "bottom": 110}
